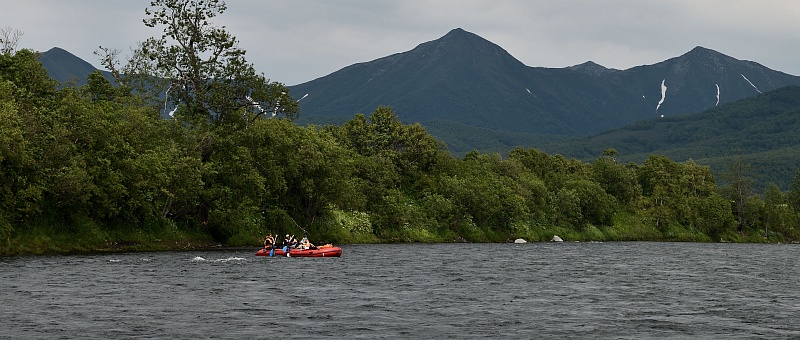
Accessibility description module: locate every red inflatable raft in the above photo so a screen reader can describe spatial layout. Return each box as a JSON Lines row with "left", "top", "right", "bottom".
{"left": 256, "top": 244, "right": 342, "bottom": 257}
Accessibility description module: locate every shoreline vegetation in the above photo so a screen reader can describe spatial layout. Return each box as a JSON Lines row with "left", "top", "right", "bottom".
{"left": 5, "top": 230, "right": 793, "bottom": 257}
{"left": 2, "top": 1, "right": 799, "bottom": 256}
{"left": 3, "top": 211, "right": 794, "bottom": 256}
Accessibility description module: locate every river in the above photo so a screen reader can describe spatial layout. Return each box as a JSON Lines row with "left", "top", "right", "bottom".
{"left": 1, "top": 242, "right": 798, "bottom": 338}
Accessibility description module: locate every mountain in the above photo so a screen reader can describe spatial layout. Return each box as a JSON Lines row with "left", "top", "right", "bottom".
{"left": 288, "top": 29, "right": 800, "bottom": 152}
{"left": 291, "top": 28, "right": 650, "bottom": 137}
{"left": 601, "top": 46, "right": 800, "bottom": 118}
{"left": 37, "top": 30, "right": 800, "bottom": 156}
{"left": 39, "top": 47, "right": 103, "bottom": 85}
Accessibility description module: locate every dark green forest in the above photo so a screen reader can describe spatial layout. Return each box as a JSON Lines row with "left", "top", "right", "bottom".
{"left": 2, "top": 1, "right": 800, "bottom": 255}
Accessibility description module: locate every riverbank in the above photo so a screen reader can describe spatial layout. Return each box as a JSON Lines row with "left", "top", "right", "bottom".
{"left": 1, "top": 220, "right": 786, "bottom": 256}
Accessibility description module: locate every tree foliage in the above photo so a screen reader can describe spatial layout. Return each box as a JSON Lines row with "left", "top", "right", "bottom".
{"left": 2, "top": 2, "right": 799, "bottom": 254}
{"left": 103, "top": 0, "right": 297, "bottom": 126}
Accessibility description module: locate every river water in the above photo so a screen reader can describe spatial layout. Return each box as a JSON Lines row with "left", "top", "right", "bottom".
{"left": 1, "top": 242, "right": 799, "bottom": 339}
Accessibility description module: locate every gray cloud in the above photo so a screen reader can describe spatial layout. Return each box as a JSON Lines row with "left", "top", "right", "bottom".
{"left": 2, "top": 0, "right": 798, "bottom": 86}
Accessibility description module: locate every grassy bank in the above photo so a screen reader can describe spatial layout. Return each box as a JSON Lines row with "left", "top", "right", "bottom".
{"left": 1, "top": 216, "right": 786, "bottom": 256}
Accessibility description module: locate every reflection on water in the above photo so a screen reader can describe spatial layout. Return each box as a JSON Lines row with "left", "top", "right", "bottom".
{"left": 1, "top": 243, "right": 799, "bottom": 338}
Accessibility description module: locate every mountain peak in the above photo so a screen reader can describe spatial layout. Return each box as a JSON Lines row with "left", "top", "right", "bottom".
{"left": 568, "top": 61, "right": 619, "bottom": 77}
{"left": 689, "top": 45, "right": 713, "bottom": 53}
{"left": 44, "top": 46, "right": 71, "bottom": 54}
{"left": 431, "top": 28, "right": 492, "bottom": 48}
{"left": 444, "top": 27, "right": 468, "bottom": 36}
{"left": 39, "top": 47, "right": 100, "bottom": 85}
{"left": 681, "top": 46, "right": 728, "bottom": 59}
{"left": 426, "top": 28, "right": 523, "bottom": 65}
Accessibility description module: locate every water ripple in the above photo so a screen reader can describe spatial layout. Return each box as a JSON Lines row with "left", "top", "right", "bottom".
{"left": 1, "top": 243, "right": 799, "bottom": 338}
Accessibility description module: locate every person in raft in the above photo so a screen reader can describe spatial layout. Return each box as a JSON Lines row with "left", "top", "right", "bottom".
{"left": 283, "top": 234, "right": 299, "bottom": 251}
{"left": 299, "top": 236, "right": 317, "bottom": 250}
{"left": 263, "top": 234, "right": 275, "bottom": 249}
{"left": 282, "top": 234, "right": 291, "bottom": 250}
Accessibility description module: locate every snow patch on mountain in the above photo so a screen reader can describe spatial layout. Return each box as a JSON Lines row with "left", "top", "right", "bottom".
{"left": 741, "top": 74, "right": 762, "bottom": 94}
{"left": 656, "top": 79, "right": 667, "bottom": 112}
{"left": 715, "top": 84, "right": 720, "bottom": 106}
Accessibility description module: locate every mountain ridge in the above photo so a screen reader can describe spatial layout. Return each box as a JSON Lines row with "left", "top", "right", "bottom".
{"left": 290, "top": 28, "right": 656, "bottom": 137}
{"left": 38, "top": 29, "right": 800, "bottom": 156}
{"left": 601, "top": 46, "right": 800, "bottom": 117}
{"left": 287, "top": 28, "right": 800, "bottom": 148}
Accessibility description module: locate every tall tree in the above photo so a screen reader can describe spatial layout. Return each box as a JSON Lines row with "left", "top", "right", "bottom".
{"left": 101, "top": 0, "right": 297, "bottom": 127}
{"left": 0, "top": 27, "right": 23, "bottom": 55}
{"left": 762, "top": 183, "right": 787, "bottom": 238}
{"left": 95, "top": 0, "right": 302, "bottom": 235}
{"left": 721, "top": 152, "right": 755, "bottom": 231}
{"left": 788, "top": 169, "right": 800, "bottom": 213}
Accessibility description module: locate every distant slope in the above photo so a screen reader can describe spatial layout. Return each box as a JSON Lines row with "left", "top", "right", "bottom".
{"left": 568, "top": 61, "right": 619, "bottom": 77}
{"left": 39, "top": 47, "right": 105, "bottom": 85}
{"left": 422, "top": 120, "right": 571, "bottom": 156}
{"left": 585, "top": 85, "right": 800, "bottom": 158}
{"left": 552, "top": 86, "right": 800, "bottom": 189}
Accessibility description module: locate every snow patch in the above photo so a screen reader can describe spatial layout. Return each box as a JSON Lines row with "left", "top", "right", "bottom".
{"left": 741, "top": 74, "right": 762, "bottom": 94}
{"left": 164, "top": 84, "right": 175, "bottom": 117}
{"left": 526, "top": 88, "right": 531, "bottom": 94}
{"left": 656, "top": 79, "right": 667, "bottom": 112}
{"left": 715, "top": 84, "right": 720, "bottom": 106}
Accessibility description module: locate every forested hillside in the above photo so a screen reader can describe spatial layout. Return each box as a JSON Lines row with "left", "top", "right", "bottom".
{"left": 2, "top": 0, "right": 800, "bottom": 255}
{"left": 541, "top": 86, "right": 800, "bottom": 190}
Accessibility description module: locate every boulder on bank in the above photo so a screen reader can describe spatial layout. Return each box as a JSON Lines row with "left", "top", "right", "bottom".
{"left": 514, "top": 238, "right": 527, "bottom": 244}
{"left": 551, "top": 235, "right": 564, "bottom": 242}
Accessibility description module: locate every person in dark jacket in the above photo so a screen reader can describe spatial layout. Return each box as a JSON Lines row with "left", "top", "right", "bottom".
{"left": 263, "top": 234, "right": 275, "bottom": 249}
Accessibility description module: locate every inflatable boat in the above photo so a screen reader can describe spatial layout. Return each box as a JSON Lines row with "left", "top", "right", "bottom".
{"left": 256, "top": 244, "right": 342, "bottom": 257}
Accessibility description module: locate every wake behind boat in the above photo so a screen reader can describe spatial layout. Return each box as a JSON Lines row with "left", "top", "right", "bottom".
{"left": 256, "top": 244, "right": 342, "bottom": 257}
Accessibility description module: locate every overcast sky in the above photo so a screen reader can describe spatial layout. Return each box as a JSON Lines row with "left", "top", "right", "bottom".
{"left": 3, "top": 0, "right": 799, "bottom": 86}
